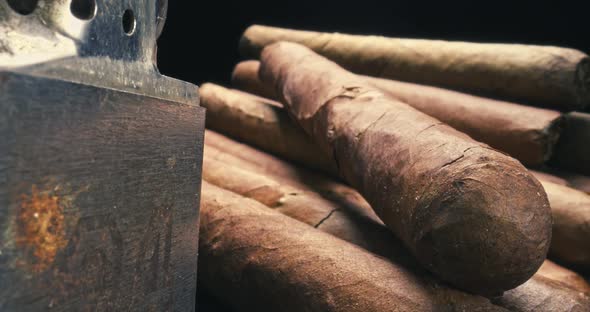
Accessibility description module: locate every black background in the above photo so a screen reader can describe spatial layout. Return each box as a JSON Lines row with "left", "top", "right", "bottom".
{"left": 157, "top": 1, "right": 590, "bottom": 86}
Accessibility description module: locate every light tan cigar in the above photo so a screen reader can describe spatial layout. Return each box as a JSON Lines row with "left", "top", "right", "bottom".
{"left": 240, "top": 25, "right": 590, "bottom": 111}
{"left": 531, "top": 170, "right": 570, "bottom": 186}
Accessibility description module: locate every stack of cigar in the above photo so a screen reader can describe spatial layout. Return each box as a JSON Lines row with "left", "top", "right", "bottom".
{"left": 197, "top": 25, "right": 590, "bottom": 311}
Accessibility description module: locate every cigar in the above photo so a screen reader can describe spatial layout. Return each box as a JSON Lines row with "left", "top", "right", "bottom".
{"left": 536, "top": 260, "right": 590, "bottom": 295}
{"left": 563, "top": 174, "right": 590, "bottom": 194}
{"left": 199, "top": 181, "right": 506, "bottom": 311}
{"left": 205, "top": 130, "right": 376, "bottom": 222}
{"left": 538, "top": 167, "right": 590, "bottom": 194}
{"left": 232, "top": 60, "right": 279, "bottom": 100}
{"left": 205, "top": 130, "right": 340, "bottom": 190}
{"left": 202, "top": 147, "right": 388, "bottom": 251}
{"left": 231, "top": 60, "right": 563, "bottom": 166}
{"left": 365, "top": 77, "right": 563, "bottom": 166}
{"left": 530, "top": 170, "right": 570, "bottom": 186}
{"left": 201, "top": 82, "right": 590, "bottom": 273}
{"left": 240, "top": 25, "right": 590, "bottom": 111}
{"left": 262, "top": 42, "right": 553, "bottom": 295}
{"left": 205, "top": 130, "right": 358, "bottom": 204}
{"left": 492, "top": 274, "right": 590, "bottom": 311}
{"left": 550, "top": 112, "right": 590, "bottom": 176}
{"left": 203, "top": 154, "right": 355, "bottom": 228}
{"left": 200, "top": 83, "right": 338, "bottom": 175}
{"left": 201, "top": 142, "right": 590, "bottom": 311}
{"left": 541, "top": 180, "right": 590, "bottom": 270}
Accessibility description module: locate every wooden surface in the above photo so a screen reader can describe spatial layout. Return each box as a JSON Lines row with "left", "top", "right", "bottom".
{"left": 0, "top": 72, "right": 204, "bottom": 311}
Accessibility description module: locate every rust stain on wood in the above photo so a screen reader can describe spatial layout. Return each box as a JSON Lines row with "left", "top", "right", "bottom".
{"left": 16, "top": 185, "right": 67, "bottom": 273}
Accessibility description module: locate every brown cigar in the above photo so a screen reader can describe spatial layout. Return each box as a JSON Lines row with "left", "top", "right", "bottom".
{"left": 492, "top": 274, "right": 590, "bottom": 311}
{"left": 201, "top": 83, "right": 338, "bottom": 175}
{"left": 205, "top": 129, "right": 340, "bottom": 189}
{"left": 530, "top": 170, "right": 570, "bottom": 186}
{"left": 231, "top": 60, "right": 563, "bottom": 166}
{"left": 207, "top": 129, "right": 590, "bottom": 280}
{"left": 536, "top": 260, "right": 590, "bottom": 294}
{"left": 541, "top": 180, "right": 590, "bottom": 270}
{"left": 258, "top": 41, "right": 552, "bottom": 294}
{"left": 240, "top": 25, "right": 590, "bottom": 111}
{"left": 201, "top": 85, "right": 590, "bottom": 272}
{"left": 537, "top": 168, "right": 590, "bottom": 194}
{"left": 564, "top": 174, "right": 590, "bottom": 194}
{"left": 199, "top": 182, "right": 507, "bottom": 311}
{"left": 203, "top": 154, "right": 354, "bottom": 227}
{"left": 205, "top": 130, "right": 375, "bottom": 218}
{"left": 232, "top": 60, "right": 279, "bottom": 100}
{"left": 202, "top": 142, "right": 590, "bottom": 311}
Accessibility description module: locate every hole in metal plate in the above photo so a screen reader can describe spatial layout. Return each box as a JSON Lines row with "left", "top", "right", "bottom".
{"left": 70, "top": 0, "right": 97, "bottom": 20}
{"left": 122, "top": 9, "right": 136, "bottom": 36}
{"left": 6, "top": 0, "right": 39, "bottom": 15}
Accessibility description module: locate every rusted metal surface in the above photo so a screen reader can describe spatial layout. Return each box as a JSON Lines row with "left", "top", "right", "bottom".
{"left": 0, "top": 0, "right": 203, "bottom": 311}
{"left": 17, "top": 185, "right": 68, "bottom": 273}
